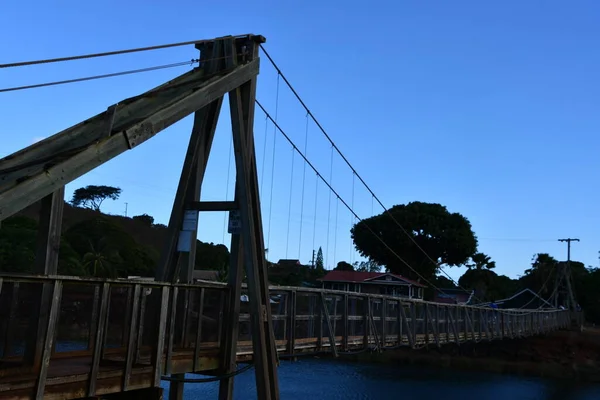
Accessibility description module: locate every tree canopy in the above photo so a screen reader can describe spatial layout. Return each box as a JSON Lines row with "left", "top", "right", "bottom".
{"left": 334, "top": 261, "right": 354, "bottom": 271}
{"left": 351, "top": 201, "right": 477, "bottom": 282}
{"left": 71, "top": 185, "right": 121, "bottom": 211}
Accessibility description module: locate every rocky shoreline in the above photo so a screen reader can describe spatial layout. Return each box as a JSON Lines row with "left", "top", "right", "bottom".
{"left": 343, "top": 328, "right": 600, "bottom": 383}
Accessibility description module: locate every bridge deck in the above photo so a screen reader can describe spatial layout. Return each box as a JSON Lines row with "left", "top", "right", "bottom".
{"left": 0, "top": 274, "right": 569, "bottom": 399}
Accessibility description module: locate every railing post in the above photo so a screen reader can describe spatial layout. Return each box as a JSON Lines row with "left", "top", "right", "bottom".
{"left": 34, "top": 280, "right": 62, "bottom": 400}
{"left": 287, "top": 291, "right": 297, "bottom": 357}
{"left": 342, "top": 294, "right": 348, "bottom": 352}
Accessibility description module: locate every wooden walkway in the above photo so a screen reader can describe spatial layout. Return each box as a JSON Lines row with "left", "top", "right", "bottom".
{"left": 0, "top": 274, "right": 570, "bottom": 399}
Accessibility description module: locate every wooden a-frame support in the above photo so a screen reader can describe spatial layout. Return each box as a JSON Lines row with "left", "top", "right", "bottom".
{"left": 0, "top": 33, "right": 279, "bottom": 400}
{"left": 154, "top": 36, "right": 280, "bottom": 400}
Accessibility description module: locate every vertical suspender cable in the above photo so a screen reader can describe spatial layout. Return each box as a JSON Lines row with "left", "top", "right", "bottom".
{"left": 312, "top": 173, "right": 319, "bottom": 267}
{"left": 222, "top": 137, "right": 233, "bottom": 244}
{"left": 259, "top": 115, "right": 269, "bottom": 198}
{"left": 325, "top": 146, "right": 334, "bottom": 269}
{"left": 298, "top": 113, "right": 309, "bottom": 260}
{"left": 350, "top": 173, "right": 355, "bottom": 264}
{"left": 266, "top": 73, "right": 280, "bottom": 251}
{"left": 285, "top": 148, "right": 295, "bottom": 258}
{"left": 333, "top": 196, "right": 339, "bottom": 267}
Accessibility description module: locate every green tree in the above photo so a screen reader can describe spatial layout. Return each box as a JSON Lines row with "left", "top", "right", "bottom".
{"left": 354, "top": 259, "right": 381, "bottom": 272}
{"left": 71, "top": 185, "right": 122, "bottom": 211}
{"left": 315, "top": 247, "right": 324, "bottom": 272}
{"left": 195, "top": 241, "right": 230, "bottom": 270}
{"left": 351, "top": 201, "right": 477, "bottom": 282}
{"left": 81, "top": 237, "right": 121, "bottom": 278}
{"left": 466, "top": 252, "right": 496, "bottom": 270}
{"left": 132, "top": 214, "right": 154, "bottom": 226}
{"left": 334, "top": 261, "right": 354, "bottom": 271}
{"left": 0, "top": 216, "right": 38, "bottom": 273}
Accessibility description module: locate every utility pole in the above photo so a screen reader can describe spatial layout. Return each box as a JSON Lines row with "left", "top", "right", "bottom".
{"left": 311, "top": 250, "right": 315, "bottom": 269}
{"left": 124, "top": 202, "right": 128, "bottom": 217}
{"left": 557, "top": 238, "right": 579, "bottom": 311}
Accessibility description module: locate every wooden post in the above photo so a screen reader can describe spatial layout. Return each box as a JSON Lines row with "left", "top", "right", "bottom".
{"left": 25, "top": 187, "right": 65, "bottom": 369}
{"left": 342, "top": 294, "right": 349, "bottom": 352}
{"left": 227, "top": 35, "right": 280, "bottom": 400}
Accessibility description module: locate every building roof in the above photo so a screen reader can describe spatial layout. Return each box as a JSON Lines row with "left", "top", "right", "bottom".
{"left": 192, "top": 270, "right": 220, "bottom": 281}
{"left": 319, "top": 270, "right": 427, "bottom": 288}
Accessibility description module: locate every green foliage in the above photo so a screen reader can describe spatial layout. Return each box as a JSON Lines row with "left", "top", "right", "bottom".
{"left": 132, "top": 214, "right": 154, "bottom": 226}
{"left": 195, "top": 241, "right": 229, "bottom": 270}
{"left": 354, "top": 259, "right": 381, "bottom": 272}
{"left": 315, "top": 247, "right": 324, "bottom": 272}
{"left": 352, "top": 201, "right": 477, "bottom": 282}
{"left": 466, "top": 252, "right": 496, "bottom": 270}
{"left": 0, "top": 216, "right": 38, "bottom": 273}
{"left": 71, "top": 185, "right": 121, "bottom": 211}
{"left": 334, "top": 261, "right": 354, "bottom": 271}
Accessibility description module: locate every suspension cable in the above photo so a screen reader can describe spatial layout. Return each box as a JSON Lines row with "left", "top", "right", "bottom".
{"left": 258, "top": 45, "right": 472, "bottom": 294}
{"left": 255, "top": 99, "right": 451, "bottom": 296}
{"left": 285, "top": 148, "right": 295, "bottom": 258}
{"left": 325, "top": 145, "right": 334, "bottom": 269}
{"left": 298, "top": 113, "right": 310, "bottom": 259}
{"left": 312, "top": 173, "right": 319, "bottom": 267}
{"left": 266, "top": 73, "right": 280, "bottom": 252}
{"left": 0, "top": 59, "right": 199, "bottom": 93}
{"left": 0, "top": 36, "right": 251, "bottom": 69}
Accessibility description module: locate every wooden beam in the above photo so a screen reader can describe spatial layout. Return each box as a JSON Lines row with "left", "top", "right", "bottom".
{"left": 227, "top": 35, "right": 280, "bottom": 399}
{"left": 188, "top": 200, "right": 238, "bottom": 211}
{"left": 0, "top": 58, "right": 258, "bottom": 221}
{"left": 156, "top": 38, "right": 226, "bottom": 284}
{"left": 34, "top": 187, "right": 65, "bottom": 274}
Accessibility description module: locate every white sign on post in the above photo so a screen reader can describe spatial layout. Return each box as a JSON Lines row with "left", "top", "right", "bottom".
{"left": 228, "top": 210, "right": 241, "bottom": 234}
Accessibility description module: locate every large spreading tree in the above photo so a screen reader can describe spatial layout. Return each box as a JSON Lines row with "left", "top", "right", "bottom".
{"left": 71, "top": 185, "right": 121, "bottom": 211}
{"left": 351, "top": 201, "right": 477, "bottom": 282}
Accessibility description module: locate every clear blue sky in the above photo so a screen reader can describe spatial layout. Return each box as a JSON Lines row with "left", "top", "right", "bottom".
{"left": 1, "top": 1, "right": 599, "bottom": 282}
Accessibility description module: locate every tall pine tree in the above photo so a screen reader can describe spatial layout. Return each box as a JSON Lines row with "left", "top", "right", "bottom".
{"left": 316, "top": 247, "right": 324, "bottom": 272}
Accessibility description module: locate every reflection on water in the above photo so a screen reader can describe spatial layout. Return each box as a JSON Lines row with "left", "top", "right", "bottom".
{"left": 160, "top": 358, "right": 600, "bottom": 400}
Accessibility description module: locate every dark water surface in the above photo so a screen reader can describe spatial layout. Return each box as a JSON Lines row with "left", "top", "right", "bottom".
{"left": 160, "top": 358, "right": 600, "bottom": 400}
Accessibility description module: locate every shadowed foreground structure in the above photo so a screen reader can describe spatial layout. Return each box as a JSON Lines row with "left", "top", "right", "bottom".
{"left": 0, "top": 34, "right": 576, "bottom": 400}
{"left": 0, "top": 275, "right": 570, "bottom": 399}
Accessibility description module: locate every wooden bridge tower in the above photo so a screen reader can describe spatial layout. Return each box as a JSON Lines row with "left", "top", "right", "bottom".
{"left": 0, "top": 34, "right": 280, "bottom": 400}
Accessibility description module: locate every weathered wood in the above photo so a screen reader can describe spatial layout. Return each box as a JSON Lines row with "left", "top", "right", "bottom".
{"left": 0, "top": 58, "right": 258, "bottom": 221}
{"left": 34, "top": 280, "right": 62, "bottom": 400}
{"left": 193, "top": 288, "right": 206, "bottom": 371}
{"left": 87, "top": 283, "right": 110, "bottom": 397}
{"left": 287, "top": 291, "right": 297, "bottom": 356}
{"left": 342, "top": 294, "right": 348, "bottom": 351}
{"left": 151, "top": 286, "right": 170, "bottom": 387}
{"left": 188, "top": 201, "right": 238, "bottom": 211}
{"left": 123, "top": 285, "right": 142, "bottom": 391}
{"left": 34, "top": 187, "right": 65, "bottom": 274}
{"left": 228, "top": 35, "right": 279, "bottom": 400}
{"left": 165, "top": 287, "right": 179, "bottom": 375}
{"left": 320, "top": 292, "right": 337, "bottom": 357}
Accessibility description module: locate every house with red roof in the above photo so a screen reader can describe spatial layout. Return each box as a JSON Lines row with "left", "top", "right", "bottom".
{"left": 318, "top": 270, "right": 426, "bottom": 300}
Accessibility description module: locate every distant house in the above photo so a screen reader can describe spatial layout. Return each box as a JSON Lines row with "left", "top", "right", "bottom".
{"left": 319, "top": 271, "right": 426, "bottom": 300}
{"left": 475, "top": 288, "right": 555, "bottom": 310}
{"left": 433, "top": 288, "right": 474, "bottom": 305}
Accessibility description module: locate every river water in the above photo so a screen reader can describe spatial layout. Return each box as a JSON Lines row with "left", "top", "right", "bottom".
{"left": 160, "top": 358, "right": 600, "bottom": 400}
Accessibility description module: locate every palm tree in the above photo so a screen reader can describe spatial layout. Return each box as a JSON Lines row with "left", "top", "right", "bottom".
{"left": 82, "top": 238, "right": 121, "bottom": 278}
{"left": 466, "top": 252, "right": 496, "bottom": 270}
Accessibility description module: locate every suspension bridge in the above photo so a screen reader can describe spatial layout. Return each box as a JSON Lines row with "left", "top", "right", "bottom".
{"left": 0, "top": 34, "right": 575, "bottom": 400}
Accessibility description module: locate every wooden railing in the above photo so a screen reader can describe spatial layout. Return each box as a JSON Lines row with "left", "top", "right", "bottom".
{"left": 0, "top": 275, "right": 569, "bottom": 399}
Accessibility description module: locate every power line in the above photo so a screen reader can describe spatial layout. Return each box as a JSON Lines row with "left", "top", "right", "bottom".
{"left": 0, "top": 36, "right": 251, "bottom": 69}
{"left": 0, "top": 59, "right": 199, "bottom": 93}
